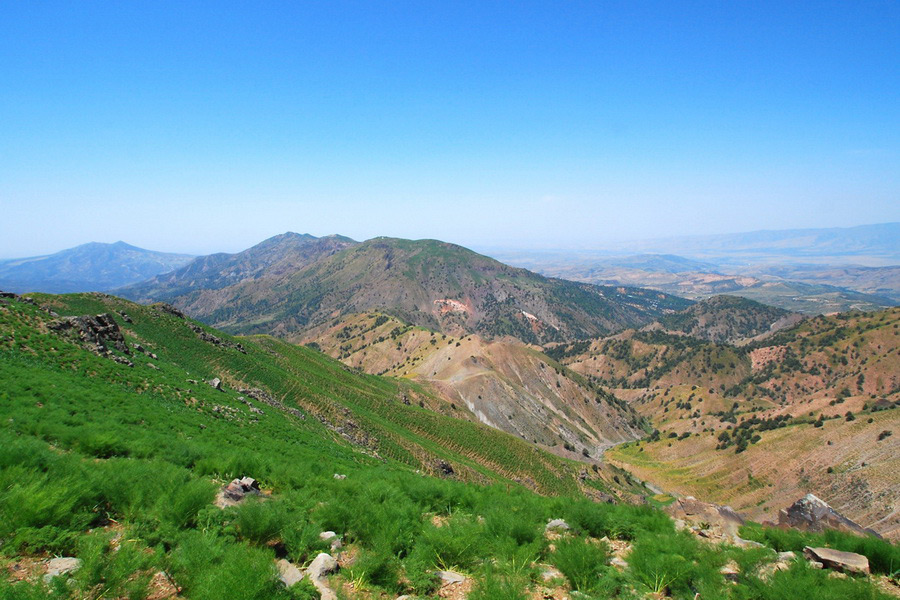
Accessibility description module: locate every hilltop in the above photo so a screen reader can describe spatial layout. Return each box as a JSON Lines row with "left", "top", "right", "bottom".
{"left": 121, "top": 234, "right": 691, "bottom": 345}
{"left": 0, "top": 241, "right": 194, "bottom": 293}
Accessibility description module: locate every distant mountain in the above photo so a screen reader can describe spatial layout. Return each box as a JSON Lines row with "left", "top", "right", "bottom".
{"left": 623, "top": 222, "right": 900, "bottom": 265}
{"left": 121, "top": 234, "right": 692, "bottom": 345}
{"left": 121, "top": 232, "right": 357, "bottom": 301}
{"left": 0, "top": 241, "right": 194, "bottom": 293}
{"left": 647, "top": 295, "right": 803, "bottom": 345}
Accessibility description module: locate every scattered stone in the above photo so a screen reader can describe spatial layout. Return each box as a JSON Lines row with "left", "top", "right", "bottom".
{"left": 720, "top": 560, "right": 740, "bottom": 582}
{"left": 146, "top": 571, "right": 180, "bottom": 600}
{"left": 732, "top": 535, "right": 765, "bottom": 549}
{"left": 436, "top": 570, "right": 467, "bottom": 585}
{"left": 333, "top": 473, "right": 347, "bottom": 480}
{"left": 207, "top": 377, "right": 223, "bottom": 391}
{"left": 540, "top": 565, "right": 564, "bottom": 581}
{"left": 43, "top": 557, "right": 81, "bottom": 583}
{"left": 276, "top": 559, "right": 304, "bottom": 587}
{"left": 610, "top": 557, "right": 629, "bottom": 570}
{"left": 545, "top": 518, "right": 570, "bottom": 532}
{"left": 774, "top": 494, "right": 880, "bottom": 538}
{"left": 147, "top": 363, "right": 160, "bottom": 370}
{"left": 117, "top": 310, "right": 133, "bottom": 323}
{"left": 216, "top": 476, "right": 261, "bottom": 507}
{"left": 435, "top": 459, "right": 454, "bottom": 477}
{"left": 154, "top": 303, "right": 185, "bottom": 319}
{"left": 803, "top": 546, "right": 870, "bottom": 574}
{"left": 777, "top": 551, "right": 796, "bottom": 562}
{"left": 188, "top": 324, "right": 246, "bottom": 353}
{"left": 239, "top": 387, "right": 306, "bottom": 419}
{"left": 307, "top": 553, "right": 339, "bottom": 600}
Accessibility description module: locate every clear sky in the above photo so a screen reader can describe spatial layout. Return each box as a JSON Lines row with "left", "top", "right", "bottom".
{"left": 1, "top": 1, "right": 898, "bottom": 257}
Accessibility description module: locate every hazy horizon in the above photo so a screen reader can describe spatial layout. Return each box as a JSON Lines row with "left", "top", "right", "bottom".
{"left": 2, "top": 3, "right": 898, "bottom": 258}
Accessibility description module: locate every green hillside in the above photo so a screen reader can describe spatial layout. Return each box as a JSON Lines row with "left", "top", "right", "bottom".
{"left": 121, "top": 235, "right": 691, "bottom": 345}
{"left": 1, "top": 292, "right": 896, "bottom": 600}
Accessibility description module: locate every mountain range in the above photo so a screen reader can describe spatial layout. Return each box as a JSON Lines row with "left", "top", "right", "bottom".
{"left": 0, "top": 241, "right": 194, "bottom": 293}
{"left": 119, "top": 233, "right": 691, "bottom": 345}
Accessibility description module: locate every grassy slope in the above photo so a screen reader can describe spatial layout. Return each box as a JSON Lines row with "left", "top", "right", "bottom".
{"left": 2, "top": 293, "right": 897, "bottom": 600}
{"left": 16, "top": 292, "right": 607, "bottom": 496}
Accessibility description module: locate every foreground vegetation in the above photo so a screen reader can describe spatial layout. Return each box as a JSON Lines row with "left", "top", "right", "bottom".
{"left": 1, "top": 293, "right": 896, "bottom": 599}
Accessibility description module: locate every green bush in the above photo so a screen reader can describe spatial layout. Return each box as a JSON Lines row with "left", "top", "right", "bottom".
{"left": 628, "top": 531, "right": 724, "bottom": 598}
{"left": 551, "top": 536, "right": 609, "bottom": 592}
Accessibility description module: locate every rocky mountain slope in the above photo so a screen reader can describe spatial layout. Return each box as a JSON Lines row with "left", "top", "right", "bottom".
{"left": 122, "top": 234, "right": 691, "bottom": 345}
{"left": 0, "top": 241, "right": 194, "bottom": 293}
{"left": 552, "top": 308, "right": 900, "bottom": 538}
{"left": 302, "top": 312, "right": 647, "bottom": 459}
{"left": 645, "top": 295, "right": 803, "bottom": 345}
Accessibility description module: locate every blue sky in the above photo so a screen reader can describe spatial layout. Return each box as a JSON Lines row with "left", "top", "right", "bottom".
{"left": 1, "top": 1, "right": 898, "bottom": 257}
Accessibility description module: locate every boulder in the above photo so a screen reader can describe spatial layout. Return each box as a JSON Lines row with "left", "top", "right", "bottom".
{"left": 218, "top": 476, "right": 261, "bottom": 506}
{"left": 775, "top": 494, "right": 880, "bottom": 538}
{"left": 666, "top": 496, "right": 745, "bottom": 538}
{"left": 307, "top": 553, "right": 338, "bottom": 580}
{"left": 545, "top": 518, "right": 571, "bottom": 532}
{"left": 307, "top": 553, "right": 338, "bottom": 600}
{"left": 803, "top": 546, "right": 870, "bottom": 574}
{"left": 333, "top": 473, "right": 347, "bottom": 480}
{"left": 207, "top": 378, "right": 223, "bottom": 391}
{"left": 436, "top": 570, "right": 466, "bottom": 585}
{"left": 276, "top": 559, "right": 304, "bottom": 587}
{"left": 43, "top": 557, "right": 82, "bottom": 583}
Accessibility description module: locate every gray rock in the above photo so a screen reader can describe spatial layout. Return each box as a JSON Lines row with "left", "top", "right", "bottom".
{"left": 333, "top": 473, "right": 347, "bottom": 480}
{"left": 436, "top": 570, "right": 466, "bottom": 585}
{"left": 207, "top": 377, "right": 223, "bottom": 390}
{"left": 307, "top": 553, "right": 338, "bottom": 580}
{"left": 307, "top": 553, "right": 338, "bottom": 600}
{"left": 777, "top": 494, "right": 879, "bottom": 538}
{"left": 276, "top": 559, "right": 304, "bottom": 587}
{"left": 540, "top": 566, "right": 564, "bottom": 581}
{"left": 43, "top": 557, "right": 81, "bottom": 583}
{"left": 545, "top": 518, "right": 570, "bottom": 531}
{"left": 777, "top": 551, "right": 796, "bottom": 562}
{"left": 610, "top": 557, "right": 629, "bottom": 569}
{"left": 803, "top": 546, "right": 870, "bottom": 574}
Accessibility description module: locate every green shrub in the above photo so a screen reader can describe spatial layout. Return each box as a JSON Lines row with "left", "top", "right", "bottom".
{"left": 628, "top": 531, "right": 724, "bottom": 598}
{"left": 348, "top": 549, "right": 403, "bottom": 593}
{"left": 467, "top": 565, "right": 529, "bottom": 600}
{"left": 235, "top": 498, "right": 286, "bottom": 545}
{"left": 551, "top": 537, "right": 609, "bottom": 592}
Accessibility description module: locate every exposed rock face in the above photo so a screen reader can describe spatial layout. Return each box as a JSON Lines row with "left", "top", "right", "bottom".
{"left": 665, "top": 496, "right": 745, "bottom": 538}
{"left": 48, "top": 313, "right": 130, "bottom": 356}
{"left": 216, "top": 476, "right": 261, "bottom": 507}
{"left": 803, "top": 546, "right": 870, "bottom": 574}
{"left": 776, "top": 494, "right": 880, "bottom": 538}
